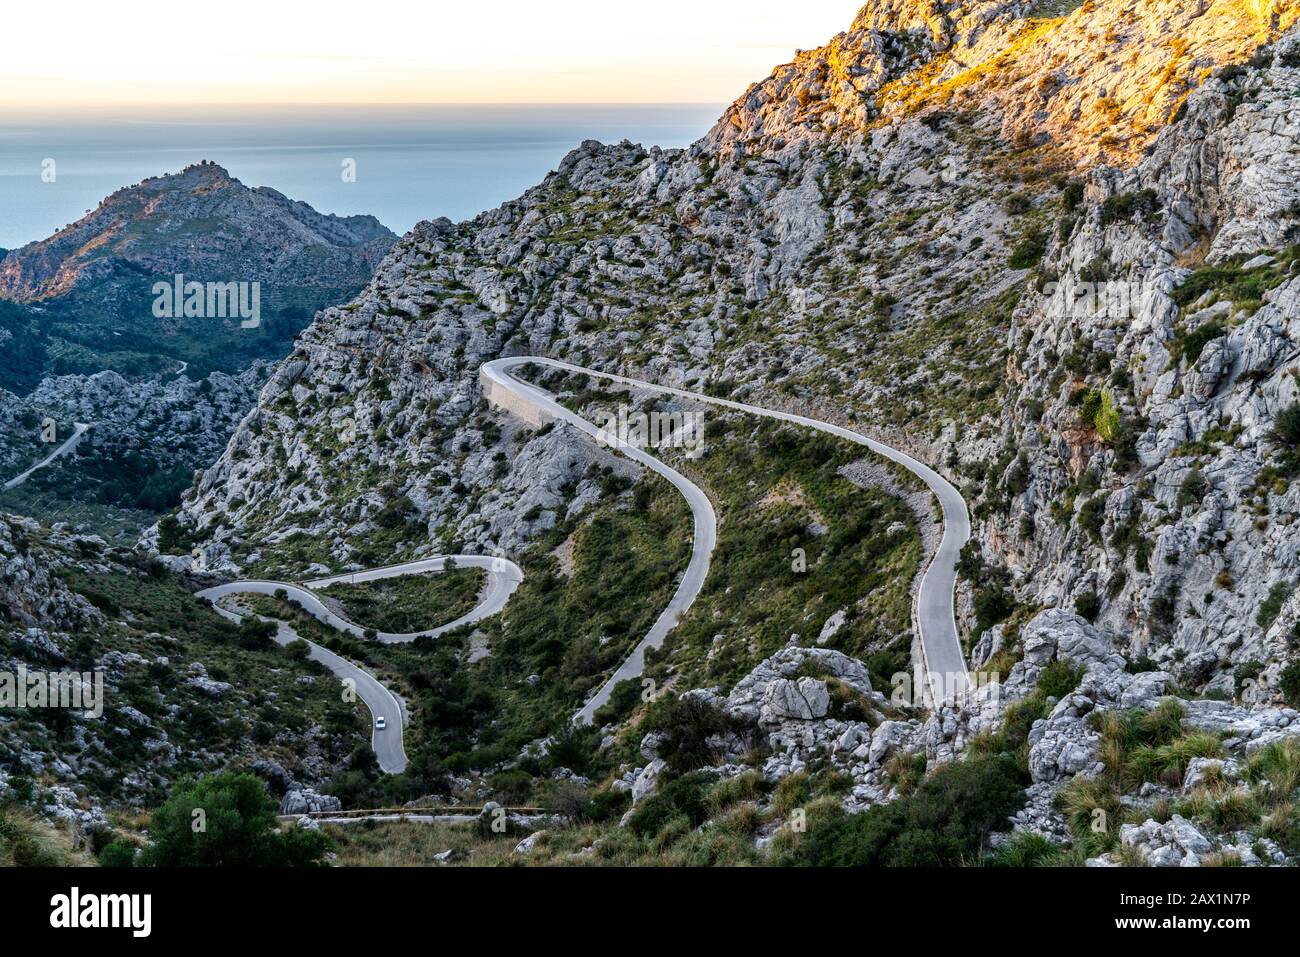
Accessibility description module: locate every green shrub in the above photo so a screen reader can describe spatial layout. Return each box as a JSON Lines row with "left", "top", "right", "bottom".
{"left": 1008, "top": 229, "right": 1048, "bottom": 269}
{"left": 1171, "top": 252, "right": 1295, "bottom": 311}
{"left": 1173, "top": 321, "right": 1227, "bottom": 365}
{"left": 591, "top": 678, "right": 643, "bottom": 726}
{"left": 1100, "top": 189, "right": 1158, "bottom": 226}
{"left": 1081, "top": 389, "right": 1120, "bottom": 441}
{"left": 627, "top": 772, "right": 714, "bottom": 838}
{"left": 1279, "top": 661, "right": 1300, "bottom": 710}
{"left": 1075, "top": 591, "right": 1101, "bottom": 623}
{"left": 987, "top": 830, "right": 1065, "bottom": 867}
{"left": 1078, "top": 496, "right": 1106, "bottom": 542}
{"left": 974, "top": 585, "right": 1016, "bottom": 634}
{"left": 1258, "top": 582, "right": 1293, "bottom": 631}
{"left": 1177, "top": 470, "right": 1208, "bottom": 510}
{"left": 778, "top": 754, "right": 1027, "bottom": 867}
{"left": 544, "top": 723, "right": 601, "bottom": 777}
{"left": 1038, "top": 659, "right": 1084, "bottom": 700}
{"left": 1061, "top": 180, "right": 1085, "bottom": 211}
{"left": 137, "top": 772, "right": 332, "bottom": 867}
{"left": 374, "top": 495, "right": 416, "bottom": 529}
{"left": 157, "top": 514, "right": 195, "bottom": 555}
{"left": 1275, "top": 404, "right": 1300, "bottom": 447}
{"left": 486, "top": 770, "right": 535, "bottom": 806}
{"left": 97, "top": 840, "right": 138, "bottom": 867}
{"left": 577, "top": 788, "right": 631, "bottom": 824}
{"left": 644, "top": 695, "right": 743, "bottom": 776}
{"left": 1273, "top": 404, "right": 1300, "bottom": 473}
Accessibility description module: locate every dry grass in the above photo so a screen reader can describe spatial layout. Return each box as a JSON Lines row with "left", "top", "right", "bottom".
{"left": 323, "top": 821, "right": 519, "bottom": 867}
{"left": 0, "top": 805, "right": 94, "bottom": 867}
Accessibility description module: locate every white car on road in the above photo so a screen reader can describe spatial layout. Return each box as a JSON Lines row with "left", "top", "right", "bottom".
{"left": 375, "top": 717, "right": 387, "bottom": 731}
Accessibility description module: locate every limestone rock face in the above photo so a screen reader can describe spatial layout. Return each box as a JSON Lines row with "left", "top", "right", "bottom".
{"left": 631, "top": 759, "right": 667, "bottom": 805}
{"left": 762, "top": 677, "right": 832, "bottom": 722}
{"left": 1017, "top": 610, "right": 1127, "bottom": 681}
{"left": 280, "top": 788, "right": 343, "bottom": 816}
{"left": 0, "top": 516, "right": 100, "bottom": 630}
{"left": 705, "top": 0, "right": 1299, "bottom": 167}
{"left": 976, "top": 26, "right": 1300, "bottom": 704}
{"left": 725, "top": 646, "right": 876, "bottom": 725}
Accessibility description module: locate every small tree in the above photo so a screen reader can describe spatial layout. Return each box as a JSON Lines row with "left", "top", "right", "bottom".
{"left": 1273, "top": 404, "right": 1300, "bottom": 473}
{"left": 1081, "top": 389, "right": 1120, "bottom": 442}
{"left": 137, "top": 772, "right": 331, "bottom": 867}
{"left": 647, "top": 696, "right": 737, "bottom": 776}
{"left": 1279, "top": 661, "right": 1300, "bottom": 710}
{"left": 97, "top": 840, "right": 138, "bottom": 867}
{"left": 1176, "top": 469, "right": 1208, "bottom": 510}
{"left": 1272, "top": 403, "right": 1300, "bottom": 445}
{"left": 157, "top": 515, "right": 190, "bottom": 554}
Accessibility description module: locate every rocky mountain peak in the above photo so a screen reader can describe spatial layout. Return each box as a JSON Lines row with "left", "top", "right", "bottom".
{"left": 0, "top": 161, "right": 394, "bottom": 304}
{"left": 0, "top": 162, "right": 398, "bottom": 379}
{"left": 707, "top": 0, "right": 1299, "bottom": 167}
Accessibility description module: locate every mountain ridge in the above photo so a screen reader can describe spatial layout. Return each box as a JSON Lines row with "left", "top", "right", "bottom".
{"left": 0, "top": 161, "right": 397, "bottom": 381}
{"left": 707, "top": 0, "right": 1299, "bottom": 167}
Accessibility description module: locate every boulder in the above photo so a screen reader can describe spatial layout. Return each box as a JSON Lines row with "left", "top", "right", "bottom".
{"left": 1121, "top": 815, "right": 1214, "bottom": 867}
{"left": 279, "top": 788, "right": 342, "bottom": 816}
{"left": 631, "top": 759, "right": 667, "bottom": 805}
{"left": 761, "top": 677, "right": 832, "bottom": 722}
{"left": 1182, "top": 757, "right": 1240, "bottom": 792}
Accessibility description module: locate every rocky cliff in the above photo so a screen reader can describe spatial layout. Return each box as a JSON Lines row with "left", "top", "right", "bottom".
{"left": 165, "top": 0, "right": 1300, "bottom": 861}
{"left": 978, "top": 40, "right": 1300, "bottom": 702}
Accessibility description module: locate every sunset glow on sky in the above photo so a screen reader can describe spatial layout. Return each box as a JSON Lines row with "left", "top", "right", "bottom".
{"left": 1, "top": 0, "right": 860, "bottom": 107}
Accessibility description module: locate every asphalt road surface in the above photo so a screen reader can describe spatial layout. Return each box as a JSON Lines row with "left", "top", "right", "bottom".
{"left": 198, "top": 353, "right": 970, "bottom": 770}
{"left": 2, "top": 422, "right": 91, "bottom": 491}
{"left": 482, "top": 358, "right": 718, "bottom": 724}
{"left": 482, "top": 356, "right": 970, "bottom": 715}
{"left": 202, "top": 597, "right": 410, "bottom": 774}
{"left": 198, "top": 555, "right": 523, "bottom": 774}
{"left": 202, "top": 556, "right": 524, "bottom": 644}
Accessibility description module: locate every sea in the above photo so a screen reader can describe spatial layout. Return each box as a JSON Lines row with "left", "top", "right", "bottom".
{"left": 0, "top": 104, "right": 722, "bottom": 250}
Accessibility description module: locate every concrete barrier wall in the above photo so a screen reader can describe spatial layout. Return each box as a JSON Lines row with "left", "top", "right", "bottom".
{"left": 480, "top": 368, "right": 554, "bottom": 429}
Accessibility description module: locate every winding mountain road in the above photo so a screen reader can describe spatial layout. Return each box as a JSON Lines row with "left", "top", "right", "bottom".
{"left": 197, "top": 556, "right": 524, "bottom": 774}
{"left": 200, "top": 556, "right": 524, "bottom": 644}
{"left": 2, "top": 422, "right": 91, "bottom": 491}
{"left": 199, "top": 357, "right": 970, "bottom": 773}
{"left": 482, "top": 356, "right": 971, "bottom": 714}
{"left": 203, "top": 597, "right": 411, "bottom": 774}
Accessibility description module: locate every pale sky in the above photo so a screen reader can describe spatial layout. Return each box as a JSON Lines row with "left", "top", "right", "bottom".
{"left": 1, "top": 0, "right": 862, "bottom": 107}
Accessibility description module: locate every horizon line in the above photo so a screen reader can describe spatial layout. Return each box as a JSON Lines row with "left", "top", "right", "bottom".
{"left": 0, "top": 100, "right": 731, "bottom": 112}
